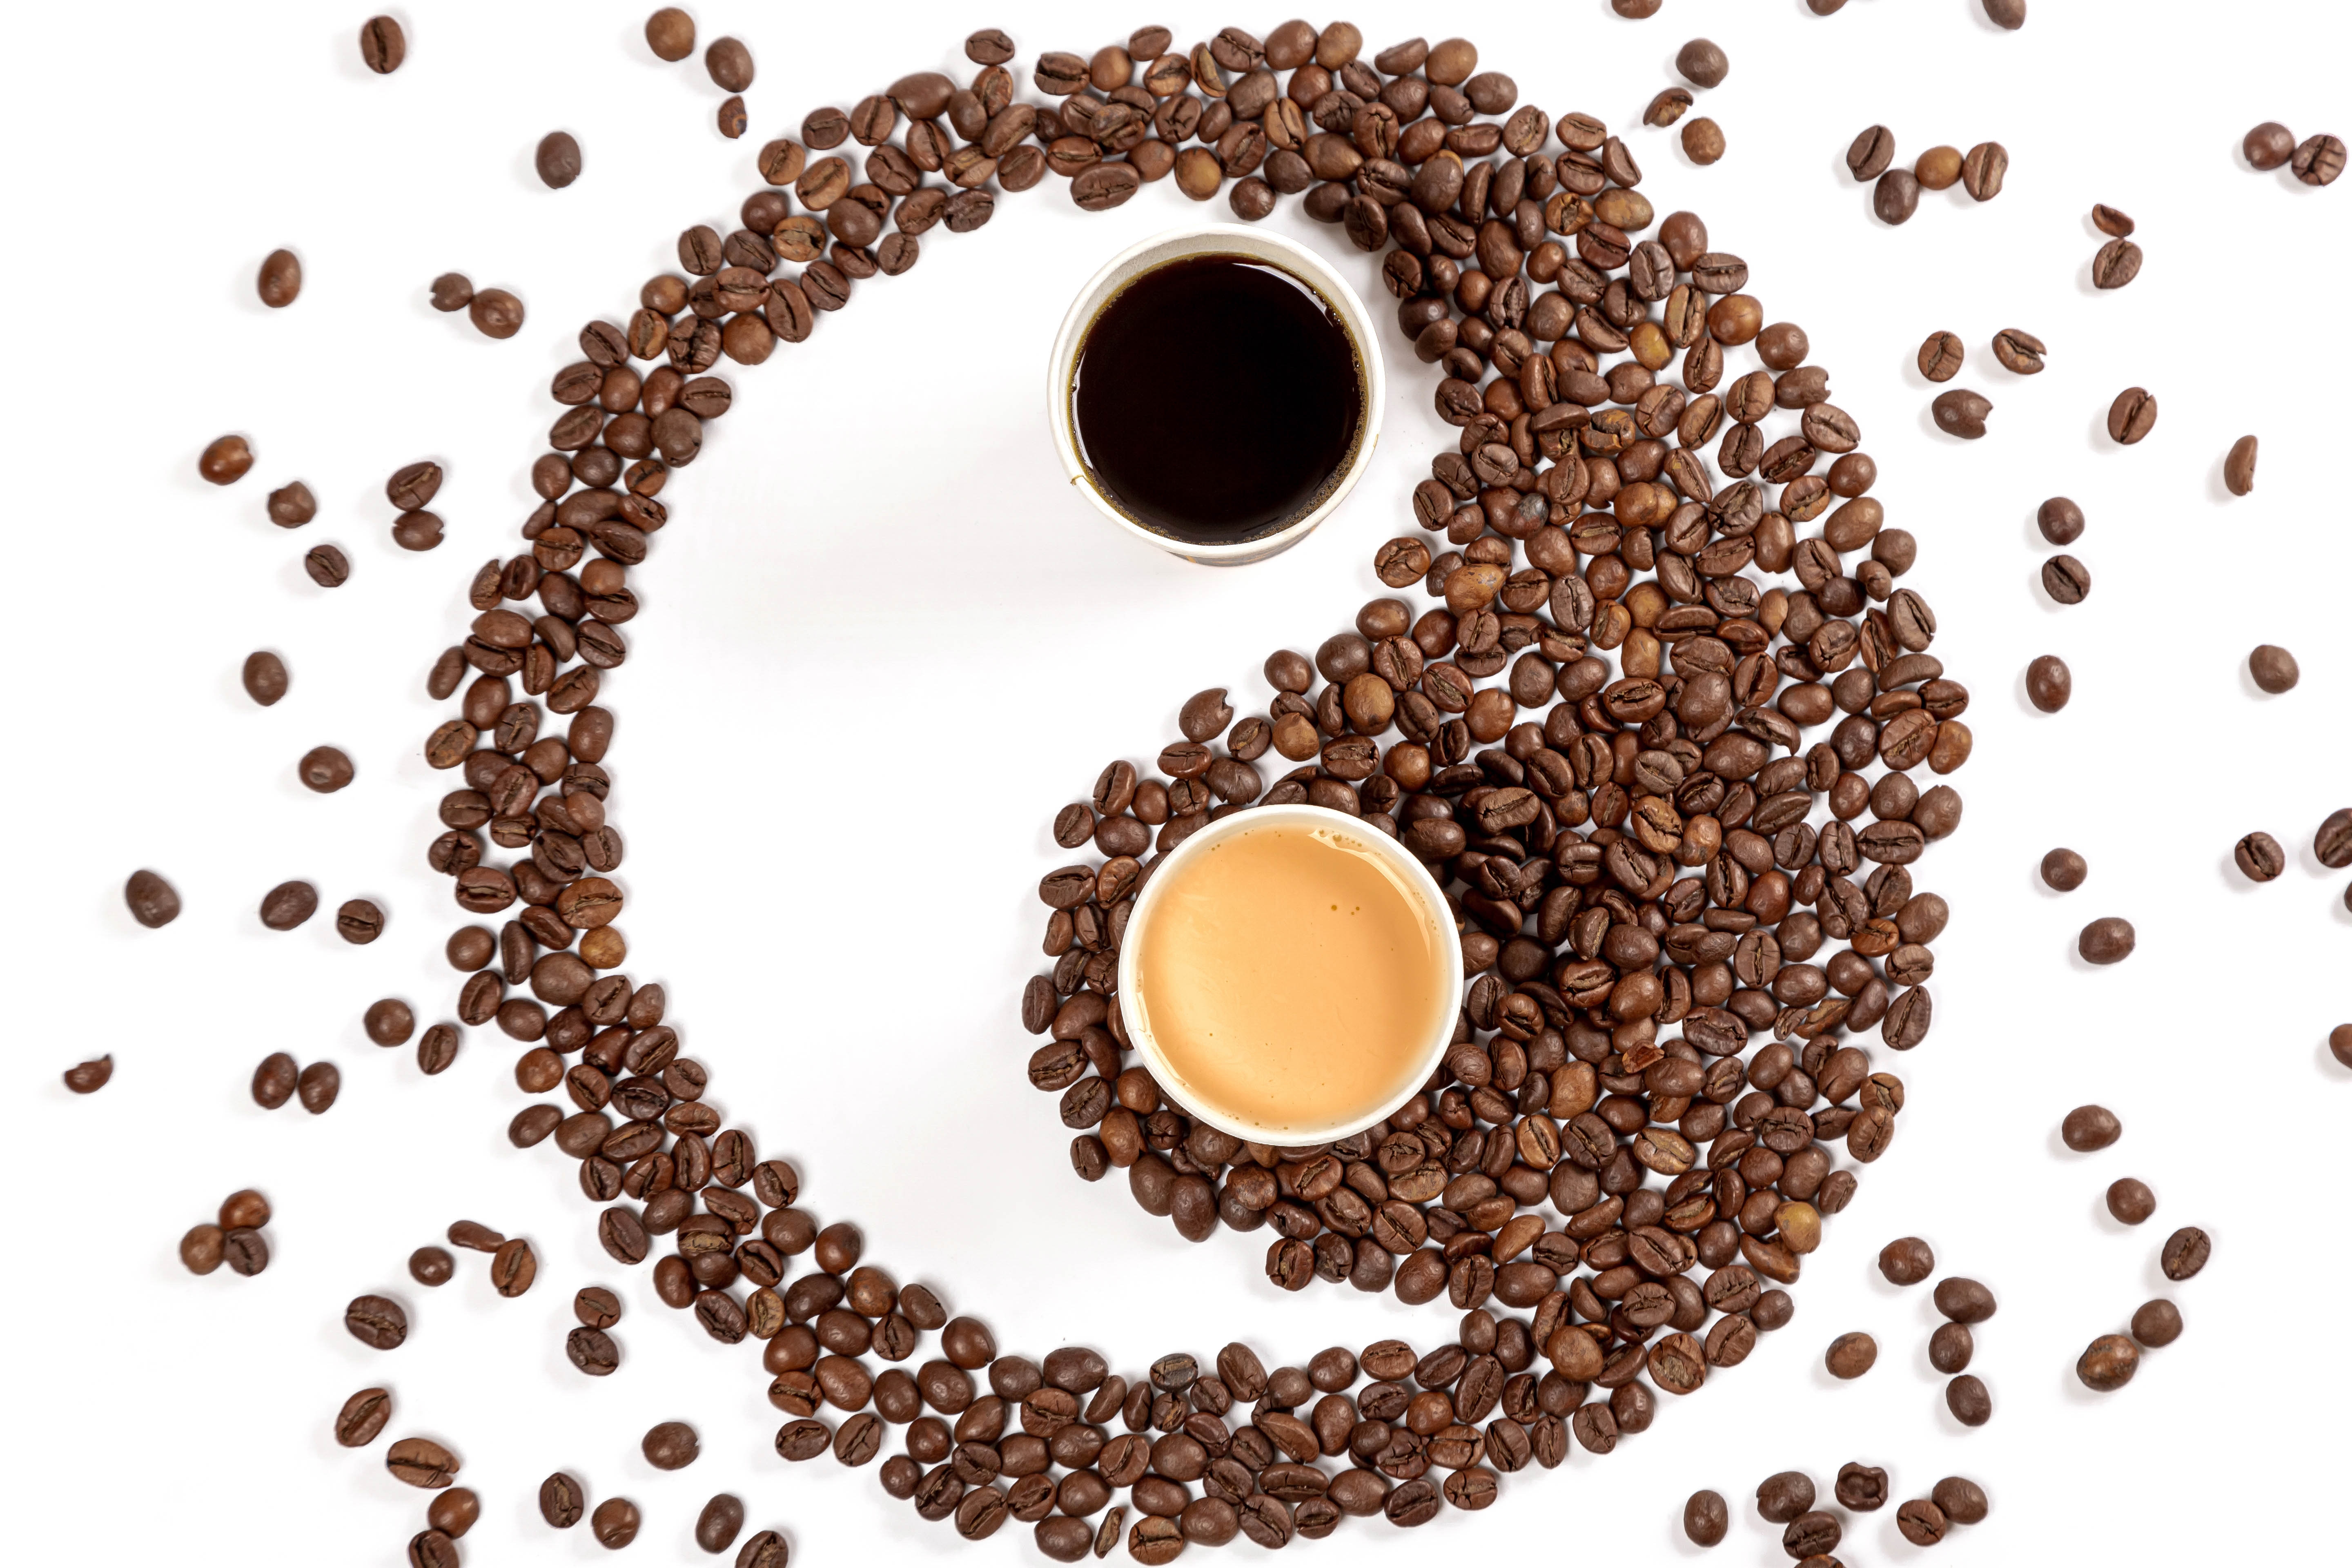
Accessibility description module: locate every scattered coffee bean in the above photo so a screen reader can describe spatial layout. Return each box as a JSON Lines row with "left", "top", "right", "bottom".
{"left": 447, "top": 1221, "right": 503, "bottom": 1252}
{"left": 304, "top": 545, "right": 350, "bottom": 587}
{"left": 2094, "top": 205, "right": 2134, "bottom": 238}
{"left": 536, "top": 132, "right": 582, "bottom": 189}
{"left": 1931, "top": 388, "right": 1991, "bottom": 439}
{"left": 2091, "top": 237, "right": 2143, "bottom": 289}
{"left": 223, "top": 1227, "right": 271, "bottom": 1276}
{"left": 1945, "top": 1374, "right": 1992, "bottom": 1426}
{"left": 592, "top": 1498, "right": 641, "bottom": 1548}
{"left": 1917, "top": 331, "right": 1964, "bottom": 381}
{"left": 1879, "top": 1235, "right": 1935, "bottom": 1285}
{"left": 429, "top": 1489, "right": 479, "bottom": 1539}
{"left": 336, "top": 899, "right": 384, "bottom": 944}
{"left": 297, "top": 1060, "right": 341, "bottom": 1113}
{"left": 2334, "top": 1024, "right": 2352, "bottom": 1069}
{"left": 2106, "top": 1176, "right": 2156, "bottom": 1225}
{"left": 359, "top": 16, "right": 406, "bottom": 74}
{"left": 736, "top": 1529, "right": 789, "bottom": 1567}
{"left": 346, "top": 1294, "right": 409, "bottom": 1350}
{"left": 1934, "top": 1277, "right": 1997, "bottom": 1323}
{"left": 410, "top": 1247, "right": 454, "bottom": 1286}
{"left": 267, "top": 480, "right": 316, "bottom": 527}
{"left": 575, "top": 1286, "right": 621, "bottom": 1329}
{"left": 2025, "top": 655, "right": 2071, "bottom": 713}
{"left": 2294, "top": 134, "right": 2345, "bottom": 186}
{"left": 2062, "top": 1104, "right": 2122, "bottom": 1149}
{"left": 644, "top": 1419, "right": 700, "bottom": 1470}
{"left": 1675, "top": 38, "right": 1728, "bottom": 87}
{"left": 1612, "top": 0, "right": 1663, "bottom": 15}
{"left": 1981, "top": 0, "right": 2027, "bottom": 27}
{"left": 258, "top": 248, "right": 302, "bottom": 308}
{"left": 2076, "top": 1333, "right": 2139, "bottom": 1391}
{"left": 242, "top": 650, "right": 289, "bottom": 706}
{"left": 63, "top": 1055, "right": 113, "bottom": 1094}
{"left": 469, "top": 289, "right": 525, "bottom": 340}
{"left": 1848, "top": 125, "right": 1896, "bottom": 180}
{"left": 1683, "top": 1489, "right": 1727, "bottom": 1546}
{"left": 717, "top": 96, "right": 747, "bottom": 138}
{"left": 2234, "top": 831, "right": 2285, "bottom": 883}
{"left": 567, "top": 1327, "right": 620, "bottom": 1375}
{"left": 2037, "top": 495, "right": 2084, "bottom": 543}
{"left": 697, "top": 1494, "right": 746, "bottom": 1553}
{"left": 1933, "top": 1476, "right": 1990, "bottom": 1524}
{"left": 2159, "top": 1225, "right": 2211, "bottom": 1281}
{"left": 2040, "top": 847, "right": 2086, "bottom": 891}
{"left": 491, "top": 1237, "right": 538, "bottom": 1296}
{"left": 2245, "top": 122, "right": 2298, "bottom": 169}
{"left": 220, "top": 1189, "right": 271, "bottom": 1230}
{"left": 1915, "top": 145, "right": 1962, "bottom": 191}
{"left": 336, "top": 1387, "right": 393, "bottom": 1446}
{"left": 1835, "top": 1462, "right": 1889, "bottom": 1511}
{"left": 1962, "top": 141, "right": 2008, "bottom": 199}
{"left": 540, "top": 1472, "right": 586, "bottom": 1529}
{"left": 124, "top": 869, "right": 181, "bottom": 929}
{"left": 2222, "top": 434, "right": 2258, "bottom": 495}
{"left": 1824, "top": 1331, "right": 1878, "bottom": 1379}
{"left": 2040, "top": 554, "right": 2090, "bottom": 604}
{"left": 644, "top": 8, "right": 695, "bottom": 61}
{"left": 1929, "top": 1321, "right": 1974, "bottom": 1373}
{"left": 365, "top": 998, "right": 416, "bottom": 1046}
{"left": 259, "top": 880, "right": 318, "bottom": 930}
{"left": 1874, "top": 167, "right": 1920, "bottom": 224}
{"left": 2078, "top": 917, "right": 2134, "bottom": 964}
{"left": 180, "top": 1223, "right": 225, "bottom": 1274}
{"left": 2106, "top": 386, "right": 2158, "bottom": 445}
{"left": 1644, "top": 87, "right": 1693, "bottom": 127}
{"left": 706, "top": 36, "right": 753, "bottom": 91}
{"left": 1681, "top": 117, "right": 1725, "bottom": 165}
{"left": 2315, "top": 807, "right": 2352, "bottom": 868}
{"left": 2130, "top": 1298, "right": 2183, "bottom": 1348}
{"left": 429, "top": 273, "right": 474, "bottom": 312}
{"left": 1897, "top": 1497, "right": 1949, "bottom": 1546}
{"left": 1991, "top": 327, "right": 2045, "bottom": 374}
{"left": 200, "top": 434, "right": 254, "bottom": 485}
{"left": 1756, "top": 1472, "right": 1815, "bottom": 1523}
{"left": 299, "top": 745, "right": 355, "bottom": 793}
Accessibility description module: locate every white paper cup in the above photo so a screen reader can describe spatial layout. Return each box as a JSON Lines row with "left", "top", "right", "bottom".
{"left": 1115, "top": 805, "right": 1463, "bottom": 1145}
{"left": 1047, "top": 225, "right": 1387, "bottom": 567}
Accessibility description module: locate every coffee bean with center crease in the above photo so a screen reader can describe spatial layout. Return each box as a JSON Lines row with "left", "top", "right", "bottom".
{"left": 124, "top": 869, "right": 181, "bottom": 928}
{"left": 2294, "top": 134, "right": 2346, "bottom": 186}
{"left": 1897, "top": 1498, "right": 1949, "bottom": 1546}
{"left": 2040, "top": 554, "right": 2090, "bottom": 604}
{"left": 337, "top": 900, "right": 385, "bottom": 944}
{"left": 2234, "top": 832, "right": 2285, "bottom": 883}
{"left": 492, "top": 1237, "right": 538, "bottom": 1296}
{"left": 346, "top": 1294, "right": 409, "bottom": 1350}
{"left": 359, "top": 16, "right": 405, "bottom": 73}
{"left": 567, "top": 1327, "right": 619, "bottom": 1375}
{"left": 2315, "top": 808, "right": 2352, "bottom": 868}
{"left": 536, "top": 131, "right": 582, "bottom": 189}
{"left": 1945, "top": 1374, "right": 1992, "bottom": 1426}
{"left": 2062, "top": 1104, "right": 2121, "bottom": 1149}
{"left": 2160, "top": 1225, "right": 2211, "bottom": 1280}
{"left": 305, "top": 545, "right": 350, "bottom": 587}
{"left": 1962, "top": 140, "right": 2008, "bottom": 199}
{"left": 2107, "top": 387, "right": 2158, "bottom": 444}
{"left": 1991, "top": 328, "right": 2044, "bottom": 374}
{"left": 1931, "top": 388, "right": 1991, "bottom": 439}
{"left": 539, "top": 1472, "right": 586, "bottom": 1528}
{"left": 644, "top": 1420, "right": 699, "bottom": 1469}
{"left": 2025, "top": 655, "right": 2070, "bottom": 713}
{"left": 1878, "top": 1235, "right": 1934, "bottom": 1285}
{"left": 298, "top": 1060, "right": 341, "bottom": 1112}
{"left": 2131, "top": 1298, "right": 2183, "bottom": 1348}
{"left": 2092, "top": 237, "right": 2143, "bottom": 289}
{"left": 336, "top": 1387, "right": 393, "bottom": 1446}
{"left": 1917, "top": 331, "right": 1963, "bottom": 382}
{"left": 63, "top": 1056, "right": 112, "bottom": 1094}
{"left": 223, "top": 1227, "right": 271, "bottom": 1276}
{"left": 1847, "top": 125, "right": 1895, "bottom": 180}
{"left": 2076, "top": 1333, "right": 2139, "bottom": 1391}
{"left": 2040, "top": 847, "right": 2087, "bottom": 891}
{"left": 2078, "top": 916, "right": 2135, "bottom": 965}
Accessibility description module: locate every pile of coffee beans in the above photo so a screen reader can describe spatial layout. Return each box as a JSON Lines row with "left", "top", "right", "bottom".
{"left": 180, "top": 1189, "right": 273, "bottom": 1278}
{"left": 1845, "top": 125, "right": 2007, "bottom": 224}
{"left": 2244, "top": 121, "right": 2344, "bottom": 185}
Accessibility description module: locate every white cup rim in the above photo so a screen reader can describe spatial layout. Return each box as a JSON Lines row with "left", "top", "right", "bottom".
{"left": 1047, "top": 224, "right": 1388, "bottom": 566}
{"left": 1115, "top": 804, "right": 1463, "bottom": 1146}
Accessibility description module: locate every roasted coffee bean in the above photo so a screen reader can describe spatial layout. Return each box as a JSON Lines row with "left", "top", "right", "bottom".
{"left": 568, "top": 1327, "right": 619, "bottom": 1375}
{"left": 2062, "top": 1104, "right": 2122, "bottom": 1150}
{"left": 2106, "top": 386, "right": 2158, "bottom": 444}
{"left": 2040, "top": 554, "right": 2090, "bottom": 604}
{"left": 470, "top": 289, "right": 525, "bottom": 340}
{"left": 1916, "top": 331, "right": 1963, "bottom": 383}
{"left": 1681, "top": 118, "right": 1724, "bottom": 165}
{"left": 644, "top": 1419, "right": 700, "bottom": 1470}
{"left": 1846, "top": 125, "right": 1895, "bottom": 180}
{"left": 1824, "top": 1331, "right": 1877, "bottom": 1379}
{"left": 1945, "top": 1374, "right": 1991, "bottom": 1426}
{"left": 1898, "top": 1498, "right": 1949, "bottom": 1546}
{"left": 1873, "top": 167, "right": 1920, "bottom": 224}
{"left": 2106, "top": 1176, "right": 2156, "bottom": 1225}
{"left": 2026, "top": 655, "right": 2071, "bottom": 713}
{"left": 297, "top": 1060, "right": 341, "bottom": 1113}
{"left": 539, "top": 1471, "right": 586, "bottom": 1528}
{"left": 429, "top": 273, "right": 474, "bottom": 312}
{"left": 336, "top": 900, "right": 385, "bottom": 944}
{"left": 336, "top": 1387, "right": 393, "bottom": 1446}
{"left": 2294, "top": 134, "right": 2346, "bottom": 186}
{"left": 63, "top": 1055, "right": 112, "bottom": 1094}
{"left": 2220, "top": 433, "right": 2260, "bottom": 496}
{"left": 359, "top": 16, "right": 405, "bottom": 73}
{"left": 300, "top": 745, "right": 356, "bottom": 792}
{"left": 267, "top": 481, "right": 316, "bottom": 527}
{"left": 409, "top": 1247, "right": 454, "bottom": 1286}
{"left": 2316, "top": 808, "right": 2352, "bottom": 869}
{"left": 1962, "top": 141, "right": 2008, "bottom": 199}
{"left": 222, "top": 1227, "right": 270, "bottom": 1276}
{"left": 644, "top": 7, "right": 695, "bottom": 61}
{"left": 706, "top": 36, "right": 753, "bottom": 91}
{"left": 2130, "top": 1298, "right": 2183, "bottom": 1348}
{"left": 1930, "top": 388, "right": 1991, "bottom": 439}
{"left": 1929, "top": 1321, "right": 1973, "bottom": 1374}
{"left": 346, "top": 1295, "right": 409, "bottom": 1349}
{"left": 243, "top": 650, "right": 290, "bottom": 706}
{"left": 2040, "top": 847, "right": 2087, "bottom": 891}
{"left": 1933, "top": 1475, "right": 1989, "bottom": 1524}
{"left": 258, "top": 248, "right": 302, "bottom": 307}
{"left": 180, "top": 1224, "right": 225, "bottom": 1274}
{"left": 537, "top": 131, "right": 582, "bottom": 189}
{"left": 124, "top": 869, "right": 181, "bottom": 929}
{"left": 2078, "top": 917, "right": 2135, "bottom": 965}
{"left": 2160, "top": 1226, "right": 2211, "bottom": 1281}
{"left": 304, "top": 545, "right": 350, "bottom": 587}
{"left": 2037, "top": 495, "right": 2084, "bottom": 544}
{"left": 491, "top": 1237, "right": 538, "bottom": 1296}
{"left": 388, "top": 1436, "right": 459, "bottom": 1489}
{"left": 2076, "top": 1333, "right": 2139, "bottom": 1391}
{"left": 428, "top": 1489, "right": 479, "bottom": 1538}
{"left": 1683, "top": 1488, "right": 1727, "bottom": 1545}
{"left": 1755, "top": 1471, "right": 1815, "bottom": 1523}
{"left": 2234, "top": 831, "right": 2285, "bottom": 883}
{"left": 1877, "top": 1236, "right": 1934, "bottom": 1285}
{"left": 1981, "top": 0, "right": 2027, "bottom": 25}
{"left": 260, "top": 878, "right": 318, "bottom": 931}
{"left": 591, "top": 1497, "right": 641, "bottom": 1548}
{"left": 2245, "top": 121, "right": 2298, "bottom": 169}
{"left": 1675, "top": 38, "right": 1728, "bottom": 87}
{"left": 2093, "top": 238, "right": 2143, "bottom": 289}
{"left": 695, "top": 1494, "right": 746, "bottom": 1552}
{"left": 1933, "top": 1278, "right": 1997, "bottom": 1324}
{"left": 1991, "top": 328, "right": 2045, "bottom": 374}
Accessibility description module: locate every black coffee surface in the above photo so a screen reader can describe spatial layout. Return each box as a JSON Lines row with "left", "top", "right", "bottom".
{"left": 1072, "top": 254, "right": 1363, "bottom": 544}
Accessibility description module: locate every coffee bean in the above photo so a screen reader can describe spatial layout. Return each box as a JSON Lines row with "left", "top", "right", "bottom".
{"left": 567, "top": 1327, "right": 619, "bottom": 1375}
{"left": 1682, "top": 1489, "right": 1727, "bottom": 1546}
{"left": 1930, "top": 388, "right": 1991, "bottom": 439}
{"left": 2062, "top": 1104, "right": 2120, "bottom": 1149}
{"left": 267, "top": 480, "right": 316, "bottom": 527}
{"left": 1681, "top": 118, "right": 1725, "bottom": 165}
{"left": 1962, "top": 141, "right": 2008, "bottom": 200}
{"left": 336, "top": 1387, "right": 393, "bottom": 1446}
{"left": 2025, "top": 655, "right": 2071, "bottom": 713}
{"left": 1824, "top": 1330, "right": 1878, "bottom": 1379}
{"left": 180, "top": 1224, "right": 224, "bottom": 1274}
{"left": 1877, "top": 1235, "right": 1934, "bottom": 1285}
{"left": 1755, "top": 1471, "right": 1815, "bottom": 1523}
{"left": 1873, "top": 167, "right": 1920, "bottom": 224}
{"left": 346, "top": 1294, "right": 408, "bottom": 1349}
{"left": 470, "top": 289, "right": 525, "bottom": 339}
{"left": 1934, "top": 1278, "right": 1997, "bottom": 1324}
{"left": 2040, "top": 553, "right": 2090, "bottom": 605}
{"left": 492, "top": 1237, "right": 538, "bottom": 1296}
{"left": 336, "top": 899, "right": 384, "bottom": 944}
{"left": 1933, "top": 1476, "right": 1989, "bottom": 1524}
{"left": 2077, "top": 1333, "right": 2139, "bottom": 1391}
{"left": 1644, "top": 87, "right": 1693, "bottom": 127}
{"left": 2106, "top": 1176, "right": 2156, "bottom": 1224}
{"left": 258, "top": 880, "right": 317, "bottom": 930}
{"left": 258, "top": 248, "right": 302, "bottom": 307}
{"left": 644, "top": 1419, "right": 700, "bottom": 1469}
{"left": 388, "top": 1436, "right": 459, "bottom": 1489}
{"left": 2106, "top": 386, "right": 2158, "bottom": 444}
{"left": 1897, "top": 1498, "right": 1949, "bottom": 1546}
{"left": 1915, "top": 145, "right": 1962, "bottom": 190}
{"left": 2078, "top": 916, "right": 2135, "bottom": 964}
{"left": 539, "top": 1472, "right": 586, "bottom": 1528}
{"left": 2246, "top": 122, "right": 2298, "bottom": 169}
{"left": 575, "top": 1286, "right": 621, "bottom": 1329}
{"left": 1945, "top": 1374, "right": 1991, "bottom": 1426}
{"left": 644, "top": 7, "right": 695, "bottom": 60}
{"left": 2160, "top": 1225, "right": 2211, "bottom": 1280}
{"left": 2216, "top": 433, "right": 2261, "bottom": 497}
{"left": 359, "top": 16, "right": 405, "bottom": 73}
{"left": 1675, "top": 38, "right": 1728, "bottom": 87}
{"left": 1991, "top": 327, "right": 2045, "bottom": 374}
{"left": 718, "top": 96, "right": 747, "bottom": 139}
{"left": 223, "top": 1227, "right": 270, "bottom": 1276}
{"left": 737, "top": 1529, "right": 790, "bottom": 1567}
{"left": 534, "top": 132, "right": 583, "bottom": 189}
{"left": 2294, "top": 134, "right": 2345, "bottom": 186}
{"left": 2040, "top": 847, "right": 2086, "bottom": 891}
{"left": 1612, "top": 0, "right": 1663, "bottom": 14}
{"left": 2091, "top": 236, "right": 2143, "bottom": 289}
{"left": 1981, "top": 0, "right": 2027, "bottom": 23}
{"left": 304, "top": 544, "right": 350, "bottom": 587}
{"left": 218, "top": 1189, "right": 271, "bottom": 1231}
{"left": 705, "top": 36, "right": 753, "bottom": 91}
{"left": 2130, "top": 1298, "right": 2183, "bottom": 1348}
{"left": 1846, "top": 125, "right": 1895, "bottom": 180}
{"left": 63, "top": 1055, "right": 113, "bottom": 1094}
{"left": 1929, "top": 1321, "right": 1974, "bottom": 1373}
{"left": 591, "top": 1497, "right": 641, "bottom": 1548}
{"left": 1834, "top": 1462, "right": 1889, "bottom": 1512}
{"left": 240, "top": 650, "right": 290, "bottom": 706}
{"left": 299, "top": 745, "right": 355, "bottom": 793}
{"left": 696, "top": 1494, "right": 746, "bottom": 1552}
{"left": 1916, "top": 331, "right": 1964, "bottom": 382}
{"left": 2334, "top": 1024, "right": 2352, "bottom": 1070}
{"left": 363, "top": 998, "right": 414, "bottom": 1047}
{"left": 297, "top": 1060, "right": 341, "bottom": 1113}
{"left": 429, "top": 274, "right": 474, "bottom": 312}
{"left": 2234, "top": 831, "right": 2285, "bottom": 883}
{"left": 2316, "top": 808, "right": 2352, "bottom": 868}
{"left": 428, "top": 1490, "right": 479, "bottom": 1539}
{"left": 124, "top": 869, "right": 181, "bottom": 929}
{"left": 410, "top": 1246, "right": 454, "bottom": 1286}
{"left": 2037, "top": 495, "right": 2084, "bottom": 543}
{"left": 199, "top": 434, "right": 253, "bottom": 485}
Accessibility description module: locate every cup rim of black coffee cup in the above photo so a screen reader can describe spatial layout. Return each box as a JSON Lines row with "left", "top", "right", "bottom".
{"left": 1048, "top": 225, "right": 1387, "bottom": 567}
{"left": 1114, "top": 803, "right": 1462, "bottom": 1144}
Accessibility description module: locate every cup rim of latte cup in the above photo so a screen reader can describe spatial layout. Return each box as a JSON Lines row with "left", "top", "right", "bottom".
{"left": 1115, "top": 803, "right": 1462, "bottom": 1145}
{"left": 1047, "top": 224, "right": 1387, "bottom": 568}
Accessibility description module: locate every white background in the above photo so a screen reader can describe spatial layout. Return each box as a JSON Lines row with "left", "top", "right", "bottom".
{"left": 4, "top": 0, "right": 2347, "bottom": 1563}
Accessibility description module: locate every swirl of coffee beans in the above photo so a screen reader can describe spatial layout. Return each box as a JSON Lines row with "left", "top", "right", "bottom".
{"left": 375, "top": 18, "right": 1964, "bottom": 1560}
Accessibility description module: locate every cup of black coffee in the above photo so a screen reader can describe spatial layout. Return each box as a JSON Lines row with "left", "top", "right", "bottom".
{"left": 1049, "top": 226, "right": 1385, "bottom": 565}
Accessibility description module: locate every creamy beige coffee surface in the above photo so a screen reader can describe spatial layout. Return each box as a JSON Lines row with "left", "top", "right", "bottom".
{"left": 1129, "top": 821, "right": 1449, "bottom": 1135}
